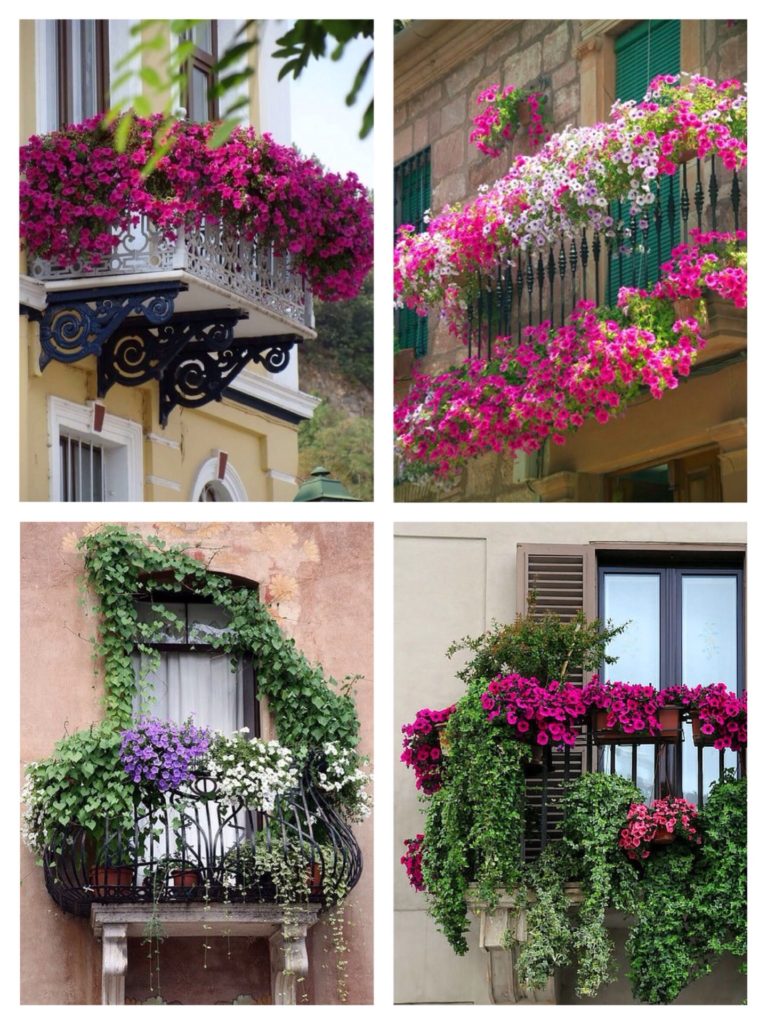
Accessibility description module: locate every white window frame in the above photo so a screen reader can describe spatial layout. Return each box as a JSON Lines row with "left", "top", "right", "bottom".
{"left": 48, "top": 396, "right": 143, "bottom": 501}
{"left": 190, "top": 454, "right": 248, "bottom": 502}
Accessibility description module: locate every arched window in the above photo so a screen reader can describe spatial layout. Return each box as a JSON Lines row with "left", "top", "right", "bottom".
{"left": 190, "top": 455, "right": 248, "bottom": 502}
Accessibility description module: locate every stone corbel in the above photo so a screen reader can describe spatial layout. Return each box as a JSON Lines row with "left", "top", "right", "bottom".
{"left": 269, "top": 920, "right": 310, "bottom": 1005}
{"left": 101, "top": 922, "right": 129, "bottom": 1006}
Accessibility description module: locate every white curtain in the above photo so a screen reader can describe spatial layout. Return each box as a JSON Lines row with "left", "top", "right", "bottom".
{"left": 136, "top": 652, "right": 244, "bottom": 731}
{"left": 133, "top": 653, "right": 247, "bottom": 873}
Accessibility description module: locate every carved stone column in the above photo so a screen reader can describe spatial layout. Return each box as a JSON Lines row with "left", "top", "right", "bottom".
{"left": 101, "top": 922, "right": 129, "bottom": 1005}
{"left": 269, "top": 919, "right": 310, "bottom": 1005}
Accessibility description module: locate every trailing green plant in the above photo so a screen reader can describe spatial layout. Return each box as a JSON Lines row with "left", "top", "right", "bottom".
{"left": 447, "top": 602, "right": 626, "bottom": 687}
{"left": 692, "top": 772, "right": 747, "bottom": 966}
{"left": 626, "top": 843, "right": 701, "bottom": 1004}
{"left": 421, "top": 676, "right": 529, "bottom": 953}
{"left": 22, "top": 721, "right": 138, "bottom": 859}
{"left": 24, "top": 525, "right": 369, "bottom": 849}
{"left": 561, "top": 773, "right": 643, "bottom": 997}
{"left": 626, "top": 772, "right": 747, "bottom": 1004}
{"left": 514, "top": 842, "right": 576, "bottom": 990}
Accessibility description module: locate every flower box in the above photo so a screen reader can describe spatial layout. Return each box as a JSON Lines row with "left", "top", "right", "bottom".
{"left": 673, "top": 297, "right": 708, "bottom": 335}
{"left": 690, "top": 711, "right": 714, "bottom": 748}
{"left": 89, "top": 865, "right": 134, "bottom": 896}
{"left": 435, "top": 721, "right": 452, "bottom": 756}
{"left": 591, "top": 705, "right": 682, "bottom": 745}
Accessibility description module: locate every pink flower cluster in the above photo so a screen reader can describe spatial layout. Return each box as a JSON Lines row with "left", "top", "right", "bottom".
{"left": 20, "top": 114, "right": 373, "bottom": 302}
{"left": 401, "top": 834, "right": 425, "bottom": 891}
{"left": 480, "top": 673, "right": 587, "bottom": 747}
{"left": 401, "top": 705, "right": 456, "bottom": 794}
{"left": 394, "top": 300, "right": 705, "bottom": 478}
{"left": 584, "top": 679, "right": 679, "bottom": 737}
{"left": 470, "top": 84, "right": 548, "bottom": 157}
{"left": 663, "top": 683, "right": 747, "bottom": 751}
{"left": 394, "top": 75, "right": 746, "bottom": 319}
{"left": 649, "top": 229, "right": 747, "bottom": 309}
{"left": 618, "top": 796, "right": 701, "bottom": 861}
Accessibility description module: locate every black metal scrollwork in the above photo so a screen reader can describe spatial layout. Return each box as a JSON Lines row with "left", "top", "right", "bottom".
{"left": 21, "top": 282, "right": 185, "bottom": 369}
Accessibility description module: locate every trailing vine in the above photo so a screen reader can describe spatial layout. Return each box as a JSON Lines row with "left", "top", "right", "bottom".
{"left": 78, "top": 525, "right": 361, "bottom": 752}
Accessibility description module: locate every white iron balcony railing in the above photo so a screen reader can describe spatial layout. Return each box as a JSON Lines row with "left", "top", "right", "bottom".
{"left": 26, "top": 214, "right": 314, "bottom": 334}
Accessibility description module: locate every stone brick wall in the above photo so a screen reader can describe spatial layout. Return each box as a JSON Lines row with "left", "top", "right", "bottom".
{"left": 395, "top": 20, "right": 584, "bottom": 372}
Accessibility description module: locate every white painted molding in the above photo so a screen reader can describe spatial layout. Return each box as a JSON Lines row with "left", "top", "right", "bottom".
{"left": 232, "top": 368, "right": 320, "bottom": 420}
{"left": 47, "top": 396, "right": 143, "bottom": 501}
{"left": 145, "top": 432, "right": 181, "bottom": 450}
{"left": 190, "top": 455, "right": 249, "bottom": 502}
{"left": 266, "top": 468, "right": 298, "bottom": 486}
{"left": 145, "top": 474, "right": 183, "bottom": 493}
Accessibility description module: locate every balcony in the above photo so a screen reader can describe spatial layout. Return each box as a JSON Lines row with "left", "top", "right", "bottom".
{"left": 522, "top": 712, "right": 745, "bottom": 860}
{"left": 463, "top": 154, "right": 746, "bottom": 358}
{"left": 42, "top": 765, "right": 362, "bottom": 919}
{"left": 25, "top": 214, "right": 315, "bottom": 340}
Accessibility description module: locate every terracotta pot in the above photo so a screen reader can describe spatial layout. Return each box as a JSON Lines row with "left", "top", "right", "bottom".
{"left": 673, "top": 298, "right": 708, "bottom": 334}
{"left": 88, "top": 865, "right": 134, "bottom": 896}
{"left": 517, "top": 98, "right": 532, "bottom": 127}
{"left": 690, "top": 711, "right": 714, "bottom": 748}
{"left": 307, "top": 863, "right": 322, "bottom": 897}
{"left": 678, "top": 146, "right": 699, "bottom": 164}
{"left": 651, "top": 826, "right": 676, "bottom": 846}
{"left": 592, "top": 706, "right": 681, "bottom": 745}
{"left": 171, "top": 868, "right": 202, "bottom": 888}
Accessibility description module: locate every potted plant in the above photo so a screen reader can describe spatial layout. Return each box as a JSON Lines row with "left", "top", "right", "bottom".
{"left": 470, "top": 83, "right": 549, "bottom": 156}
{"left": 618, "top": 797, "right": 701, "bottom": 861}
{"left": 584, "top": 680, "right": 682, "bottom": 744}
{"left": 401, "top": 704, "right": 456, "bottom": 793}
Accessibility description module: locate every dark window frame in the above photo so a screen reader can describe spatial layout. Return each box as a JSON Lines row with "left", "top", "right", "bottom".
{"left": 181, "top": 21, "right": 219, "bottom": 121}
{"left": 597, "top": 556, "right": 744, "bottom": 799}
{"left": 56, "top": 19, "right": 110, "bottom": 126}
{"left": 133, "top": 585, "right": 260, "bottom": 738}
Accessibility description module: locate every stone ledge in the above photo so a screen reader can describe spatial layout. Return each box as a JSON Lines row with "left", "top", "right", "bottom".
{"left": 91, "top": 902, "right": 321, "bottom": 939}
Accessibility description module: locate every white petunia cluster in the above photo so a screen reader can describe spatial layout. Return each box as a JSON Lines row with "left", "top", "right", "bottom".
{"left": 204, "top": 733, "right": 299, "bottom": 813}
{"left": 316, "top": 742, "right": 373, "bottom": 823}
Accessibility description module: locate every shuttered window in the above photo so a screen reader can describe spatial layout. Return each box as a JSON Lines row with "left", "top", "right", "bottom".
{"left": 517, "top": 545, "right": 592, "bottom": 857}
{"left": 609, "top": 20, "right": 680, "bottom": 301}
{"left": 394, "top": 148, "right": 431, "bottom": 356}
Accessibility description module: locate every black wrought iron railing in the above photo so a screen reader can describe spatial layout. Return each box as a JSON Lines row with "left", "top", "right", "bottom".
{"left": 465, "top": 154, "right": 746, "bottom": 359}
{"left": 522, "top": 722, "right": 745, "bottom": 860}
{"left": 42, "top": 761, "right": 362, "bottom": 919}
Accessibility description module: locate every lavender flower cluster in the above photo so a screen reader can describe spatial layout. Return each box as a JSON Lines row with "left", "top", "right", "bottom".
{"left": 119, "top": 717, "right": 210, "bottom": 791}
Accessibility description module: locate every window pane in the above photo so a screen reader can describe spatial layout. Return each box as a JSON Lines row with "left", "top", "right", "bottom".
{"left": 135, "top": 601, "right": 186, "bottom": 644}
{"left": 603, "top": 573, "right": 661, "bottom": 686}
{"left": 192, "top": 22, "right": 213, "bottom": 53}
{"left": 603, "top": 573, "right": 661, "bottom": 801}
{"left": 681, "top": 575, "right": 739, "bottom": 802}
{"left": 189, "top": 603, "right": 232, "bottom": 644}
{"left": 190, "top": 65, "right": 209, "bottom": 121}
{"left": 681, "top": 575, "right": 738, "bottom": 686}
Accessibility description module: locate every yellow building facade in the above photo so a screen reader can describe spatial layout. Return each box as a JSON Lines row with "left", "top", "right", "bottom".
{"left": 20, "top": 20, "right": 320, "bottom": 502}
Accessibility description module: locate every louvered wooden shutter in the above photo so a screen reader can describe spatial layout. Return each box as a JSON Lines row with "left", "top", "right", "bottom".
{"left": 517, "top": 544, "right": 594, "bottom": 856}
{"left": 609, "top": 20, "right": 681, "bottom": 302}
{"left": 394, "top": 148, "right": 431, "bottom": 357}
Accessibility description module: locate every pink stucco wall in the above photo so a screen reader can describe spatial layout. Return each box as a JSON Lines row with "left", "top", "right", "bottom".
{"left": 20, "top": 522, "right": 373, "bottom": 1005}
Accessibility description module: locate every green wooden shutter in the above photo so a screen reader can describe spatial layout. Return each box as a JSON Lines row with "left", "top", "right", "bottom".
{"left": 609, "top": 20, "right": 680, "bottom": 301}
{"left": 394, "top": 148, "right": 431, "bottom": 357}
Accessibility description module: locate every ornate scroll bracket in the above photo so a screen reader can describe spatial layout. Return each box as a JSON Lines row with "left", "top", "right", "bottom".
{"left": 96, "top": 307, "right": 249, "bottom": 398}
{"left": 156, "top": 332, "right": 301, "bottom": 426}
{"left": 21, "top": 281, "right": 186, "bottom": 370}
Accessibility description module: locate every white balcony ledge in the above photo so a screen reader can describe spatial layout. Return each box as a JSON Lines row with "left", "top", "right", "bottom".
{"left": 24, "top": 215, "right": 316, "bottom": 341}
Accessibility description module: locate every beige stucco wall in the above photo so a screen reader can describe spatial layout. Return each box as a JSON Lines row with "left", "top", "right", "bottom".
{"left": 21, "top": 522, "right": 373, "bottom": 1005}
{"left": 21, "top": 337, "right": 302, "bottom": 501}
{"left": 394, "top": 522, "right": 746, "bottom": 1004}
